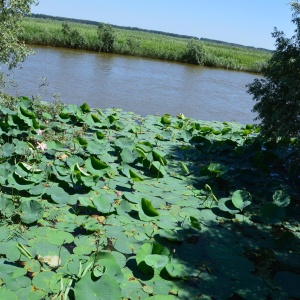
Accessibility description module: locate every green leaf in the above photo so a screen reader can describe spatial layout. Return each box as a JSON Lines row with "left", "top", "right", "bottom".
{"left": 165, "top": 262, "right": 187, "bottom": 278}
{"left": 129, "top": 169, "right": 144, "bottom": 182}
{"left": 32, "top": 271, "right": 56, "bottom": 293}
{"left": 273, "top": 190, "right": 290, "bottom": 207}
{"left": 74, "top": 273, "right": 121, "bottom": 300}
{"left": 91, "top": 113, "right": 101, "bottom": 123}
{"left": 149, "top": 161, "right": 166, "bottom": 178}
{"left": 231, "top": 190, "right": 252, "bottom": 211}
{"left": 144, "top": 254, "right": 169, "bottom": 269}
{"left": 85, "top": 156, "right": 109, "bottom": 176}
{"left": 46, "top": 229, "right": 74, "bottom": 246}
{"left": 160, "top": 114, "right": 171, "bottom": 125}
{"left": 5, "top": 276, "right": 31, "bottom": 291}
{"left": 207, "top": 162, "right": 229, "bottom": 177}
{"left": 92, "top": 195, "right": 113, "bottom": 213}
{"left": 141, "top": 198, "right": 159, "bottom": 217}
{"left": 120, "top": 147, "right": 139, "bottom": 164}
{"left": 190, "top": 216, "right": 201, "bottom": 230}
{"left": 75, "top": 137, "right": 88, "bottom": 147}
{"left": 19, "top": 200, "right": 43, "bottom": 224}
{"left": 79, "top": 102, "right": 91, "bottom": 113}
{"left": 46, "top": 186, "right": 70, "bottom": 205}
{"left": 136, "top": 243, "right": 170, "bottom": 274}
{"left": 0, "top": 288, "right": 18, "bottom": 300}
{"left": 19, "top": 105, "right": 36, "bottom": 119}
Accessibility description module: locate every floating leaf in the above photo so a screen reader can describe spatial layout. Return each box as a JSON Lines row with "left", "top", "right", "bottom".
{"left": 207, "top": 162, "right": 229, "bottom": 177}
{"left": 160, "top": 114, "right": 171, "bottom": 125}
{"left": 79, "top": 102, "right": 91, "bottom": 113}
{"left": 74, "top": 274, "right": 121, "bottom": 300}
{"left": 92, "top": 195, "right": 113, "bottom": 213}
{"left": 136, "top": 243, "right": 169, "bottom": 274}
{"left": 120, "top": 147, "right": 139, "bottom": 164}
{"left": 190, "top": 216, "right": 201, "bottom": 230}
{"left": 129, "top": 169, "right": 144, "bottom": 182}
{"left": 165, "top": 262, "right": 187, "bottom": 278}
{"left": 141, "top": 198, "right": 159, "bottom": 217}
{"left": 85, "top": 156, "right": 109, "bottom": 176}
{"left": 19, "top": 200, "right": 43, "bottom": 224}
{"left": 144, "top": 254, "right": 169, "bottom": 269}
{"left": 273, "top": 190, "right": 290, "bottom": 207}
{"left": 231, "top": 190, "right": 252, "bottom": 211}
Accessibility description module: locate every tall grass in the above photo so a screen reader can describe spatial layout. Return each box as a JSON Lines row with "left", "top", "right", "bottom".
{"left": 19, "top": 17, "right": 271, "bottom": 73}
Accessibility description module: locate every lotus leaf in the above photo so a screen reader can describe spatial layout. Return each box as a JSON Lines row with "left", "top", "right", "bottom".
{"left": 32, "top": 271, "right": 56, "bottom": 293}
{"left": 273, "top": 190, "right": 290, "bottom": 207}
{"left": 74, "top": 273, "right": 122, "bottom": 300}
{"left": 19, "top": 199, "right": 43, "bottom": 224}
{"left": 85, "top": 156, "right": 109, "bottom": 176}
{"left": 140, "top": 198, "right": 159, "bottom": 217}
{"left": 144, "top": 254, "right": 169, "bottom": 269}
{"left": 136, "top": 243, "right": 169, "bottom": 274}
{"left": 0, "top": 288, "right": 18, "bottom": 300}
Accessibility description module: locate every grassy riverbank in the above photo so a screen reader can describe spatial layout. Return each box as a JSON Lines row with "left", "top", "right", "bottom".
{"left": 0, "top": 93, "right": 299, "bottom": 299}
{"left": 20, "top": 17, "right": 271, "bottom": 73}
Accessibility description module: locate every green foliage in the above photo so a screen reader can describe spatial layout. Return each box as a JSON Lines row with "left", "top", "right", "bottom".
{"left": 0, "top": 96, "right": 298, "bottom": 299}
{"left": 247, "top": 1, "right": 300, "bottom": 139}
{"left": 0, "top": 0, "right": 37, "bottom": 69}
{"left": 183, "top": 39, "right": 206, "bottom": 65}
{"left": 19, "top": 17, "right": 271, "bottom": 72}
{"left": 97, "top": 23, "right": 115, "bottom": 52}
{"left": 61, "top": 22, "right": 85, "bottom": 48}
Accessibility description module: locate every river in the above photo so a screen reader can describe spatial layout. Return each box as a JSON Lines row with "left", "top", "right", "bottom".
{"left": 3, "top": 46, "right": 262, "bottom": 124}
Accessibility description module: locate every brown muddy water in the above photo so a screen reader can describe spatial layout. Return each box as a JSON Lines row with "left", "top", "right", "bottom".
{"left": 4, "top": 46, "right": 262, "bottom": 124}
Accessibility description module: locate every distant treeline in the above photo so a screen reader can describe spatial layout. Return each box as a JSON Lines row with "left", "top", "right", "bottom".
{"left": 200, "top": 38, "right": 271, "bottom": 53}
{"left": 29, "top": 13, "right": 200, "bottom": 40}
{"left": 28, "top": 13, "right": 271, "bottom": 52}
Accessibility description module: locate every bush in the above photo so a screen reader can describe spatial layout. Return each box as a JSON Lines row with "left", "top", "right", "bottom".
{"left": 183, "top": 39, "right": 206, "bottom": 65}
{"left": 61, "top": 22, "right": 85, "bottom": 49}
{"left": 247, "top": 1, "right": 300, "bottom": 140}
{"left": 0, "top": 0, "right": 37, "bottom": 70}
{"left": 97, "top": 23, "right": 115, "bottom": 52}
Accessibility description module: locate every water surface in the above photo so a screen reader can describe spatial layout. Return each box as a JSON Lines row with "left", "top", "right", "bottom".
{"left": 5, "top": 46, "right": 261, "bottom": 124}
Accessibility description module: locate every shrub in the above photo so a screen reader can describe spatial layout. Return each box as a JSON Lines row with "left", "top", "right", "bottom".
{"left": 247, "top": 1, "right": 300, "bottom": 140}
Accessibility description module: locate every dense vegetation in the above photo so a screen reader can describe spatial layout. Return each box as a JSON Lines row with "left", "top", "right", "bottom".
{"left": 0, "top": 0, "right": 36, "bottom": 70}
{"left": 0, "top": 95, "right": 299, "bottom": 299}
{"left": 19, "top": 17, "right": 271, "bottom": 73}
{"left": 0, "top": 1, "right": 299, "bottom": 299}
{"left": 247, "top": 1, "right": 300, "bottom": 140}
{"left": 29, "top": 13, "right": 271, "bottom": 52}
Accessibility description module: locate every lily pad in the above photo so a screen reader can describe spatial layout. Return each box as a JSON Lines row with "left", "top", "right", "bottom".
{"left": 74, "top": 273, "right": 121, "bottom": 300}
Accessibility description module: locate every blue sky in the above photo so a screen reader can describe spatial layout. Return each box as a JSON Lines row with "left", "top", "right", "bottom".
{"left": 31, "top": 0, "right": 296, "bottom": 50}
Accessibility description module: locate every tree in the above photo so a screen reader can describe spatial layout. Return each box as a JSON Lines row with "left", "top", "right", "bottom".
{"left": 61, "top": 22, "right": 85, "bottom": 49}
{"left": 97, "top": 23, "right": 115, "bottom": 52}
{"left": 247, "top": 1, "right": 300, "bottom": 140}
{"left": 0, "top": 0, "right": 37, "bottom": 70}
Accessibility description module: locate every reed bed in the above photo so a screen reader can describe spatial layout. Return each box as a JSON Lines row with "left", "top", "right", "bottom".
{"left": 20, "top": 17, "right": 271, "bottom": 73}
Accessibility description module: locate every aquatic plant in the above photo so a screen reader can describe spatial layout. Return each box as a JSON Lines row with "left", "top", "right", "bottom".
{"left": 0, "top": 96, "right": 299, "bottom": 299}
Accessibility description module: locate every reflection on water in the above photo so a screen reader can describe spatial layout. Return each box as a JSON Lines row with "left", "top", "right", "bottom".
{"left": 4, "top": 46, "right": 262, "bottom": 124}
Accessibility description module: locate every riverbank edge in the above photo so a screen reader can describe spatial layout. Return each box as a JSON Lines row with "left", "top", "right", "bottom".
{"left": 20, "top": 17, "right": 271, "bottom": 74}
